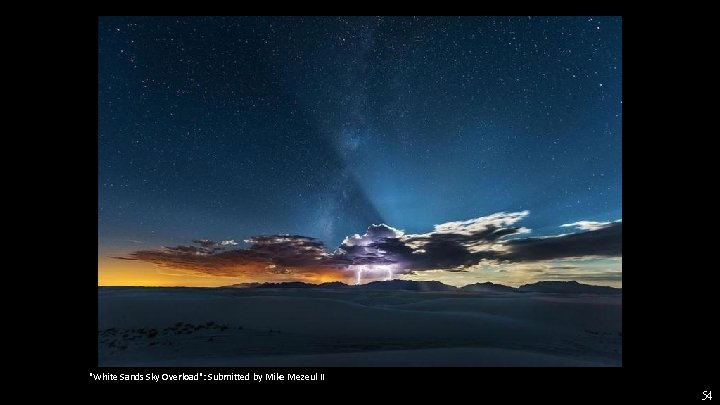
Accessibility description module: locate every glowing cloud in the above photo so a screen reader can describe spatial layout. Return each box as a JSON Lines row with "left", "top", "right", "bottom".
{"left": 561, "top": 220, "right": 615, "bottom": 231}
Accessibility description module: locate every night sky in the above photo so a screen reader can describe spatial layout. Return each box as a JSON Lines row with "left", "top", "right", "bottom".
{"left": 99, "top": 16, "right": 622, "bottom": 287}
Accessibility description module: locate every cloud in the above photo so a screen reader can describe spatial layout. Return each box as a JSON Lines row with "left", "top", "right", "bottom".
{"left": 122, "top": 235, "right": 352, "bottom": 281}
{"left": 503, "top": 222, "right": 622, "bottom": 261}
{"left": 561, "top": 220, "right": 612, "bottom": 231}
{"left": 429, "top": 211, "right": 529, "bottom": 236}
{"left": 117, "top": 212, "right": 622, "bottom": 283}
{"left": 335, "top": 224, "right": 409, "bottom": 269}
{"left": 341, "top": 224, "right": 404, "bottom": 247}
{"left": 329, "top": 213, "right": 531, "bottom": 273}
{"left": 385, "top": 211, "right": 533, "bottom": 270}
{"left": 191, "top": 239, "right": 239, "bottom": 250}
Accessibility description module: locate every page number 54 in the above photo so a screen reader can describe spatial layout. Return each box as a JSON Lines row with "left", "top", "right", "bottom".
{"left": 703, "top": 391, "right": 712, "bottom": 401}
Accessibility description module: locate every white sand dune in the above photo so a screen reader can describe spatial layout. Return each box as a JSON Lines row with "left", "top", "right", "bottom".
{"left": 98, "top": 287, "right": 622, "bottom": 367}
{"left": 106, "top": 348, "right": 614, "bottom": 367}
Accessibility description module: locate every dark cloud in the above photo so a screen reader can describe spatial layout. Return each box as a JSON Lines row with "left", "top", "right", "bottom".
{"left": 401, "top": 237, "right": 491, "bottom": 270}
{"left": 118, "top": 212, "right": 622, "bottom": 281}
{"left": 502, "top": 222, "right": 622, "bottom": 262}
{"left": 122, "top": 235, "right": 351, "bottom": 280}
{"left": 193, "top": 239, "right": 219, "bottom": 248}
{"left": 191, "top": 239, "right": 238, "bottom": 249}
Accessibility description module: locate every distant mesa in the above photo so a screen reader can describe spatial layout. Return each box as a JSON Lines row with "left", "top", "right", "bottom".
{"left": 220, "top": 279, "right": 621, "bottom": 294}
{"left": 255, "top": 281, "right": 317, "bottom": 289}
{"left": 223, "top": 282, "right": 262, "bottom": 288}
{"left": 360, "top": 280, "right": 457, "bottom": 291}
{"left": 518, "top": 280, "right": 621, "bottom": 295}
{"left": 460, "top": 282, "right": 518, "bottom": 293}
{"left": 224, "top": 281, "right": 348, "bottom": 289}
{"left": 316, "top": 281, "right": 351, "bottom": 289}
{"left": 222, "top": 280, "right": 456, "bottom": 291}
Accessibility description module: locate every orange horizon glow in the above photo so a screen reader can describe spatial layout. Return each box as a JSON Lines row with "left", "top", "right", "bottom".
{"left": 98, "top": 258, "right": 355, "bottom": 287}
{"left": 98, "top": 257, "right": 622, "bottom": 288}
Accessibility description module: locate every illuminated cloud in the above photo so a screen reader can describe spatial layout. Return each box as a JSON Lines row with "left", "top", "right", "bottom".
{"left": 341, "top": 224, "right": 405, "bottom": 246}
{"left": 560, "top": 220, "right": 616, "bottom": 231}
{"left": 337, "top": 224, "right": 406, "bottom": 268}
{"left": 429, "top": 211, "right": 529, "bottom": 236}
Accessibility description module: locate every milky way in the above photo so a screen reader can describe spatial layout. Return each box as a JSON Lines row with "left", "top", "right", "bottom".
{"left": 99, "top": 16, "right": 621, "bottom": 286}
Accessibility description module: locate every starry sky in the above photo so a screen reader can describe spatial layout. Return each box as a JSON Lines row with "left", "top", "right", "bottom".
{"left": 98, "top": 16, "right": 622, "bottom": 287}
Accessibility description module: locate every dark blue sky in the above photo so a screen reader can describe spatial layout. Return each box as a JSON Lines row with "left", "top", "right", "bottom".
{"left": 99, "top": 16, "right": 621, "bottom": 254}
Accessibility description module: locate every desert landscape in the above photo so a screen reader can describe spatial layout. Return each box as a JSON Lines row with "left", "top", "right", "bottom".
{"left": 98, "top": 281, "right": 621, "bottom": 367}
{"left": 99, "top": 17, "right": 623, "bottom": 370}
